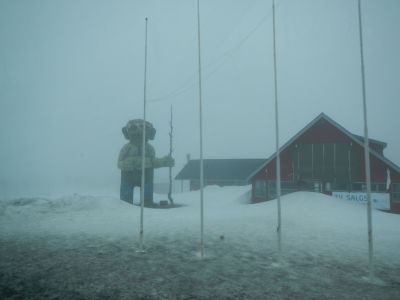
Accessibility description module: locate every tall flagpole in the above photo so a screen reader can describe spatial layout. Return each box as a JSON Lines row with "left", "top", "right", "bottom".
{"left": 168, "top": 105, "right": 174, "bottom": 205}
{"left": 357, "top": 0, "right": 373, "bottom": 277}
{"left": 139, "top": 17, "right": 148, "bottom": 253}
{"left": 272, "top": 0, "right": 282, "bottom": 254}
{"left": 196, "top": 0, "right": 205, "bottom": 259}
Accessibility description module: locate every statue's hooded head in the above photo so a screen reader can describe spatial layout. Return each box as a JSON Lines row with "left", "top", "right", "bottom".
{"left": 122, "top": 119, "right": 156, "bottom": 142}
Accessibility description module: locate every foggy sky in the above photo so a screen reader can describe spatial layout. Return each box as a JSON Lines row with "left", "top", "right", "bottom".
{"left": 1, "top": 0, "right": 399, "bottom": 197}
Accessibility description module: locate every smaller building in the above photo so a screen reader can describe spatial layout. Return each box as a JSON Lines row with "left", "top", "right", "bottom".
{"left": 247, "top": 113, "right": 400, "bottom": 213}
{"left": 175, "top": 159, "right": 265, "bottom": 191}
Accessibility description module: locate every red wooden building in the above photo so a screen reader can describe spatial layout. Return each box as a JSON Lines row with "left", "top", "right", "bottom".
{"left": 248, "top": 113, "right": 400, "bottom": 213}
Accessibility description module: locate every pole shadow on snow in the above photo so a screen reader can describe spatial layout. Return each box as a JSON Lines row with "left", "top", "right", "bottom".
{"left": 133, "top": 202, "right": 186, "bottom": 209}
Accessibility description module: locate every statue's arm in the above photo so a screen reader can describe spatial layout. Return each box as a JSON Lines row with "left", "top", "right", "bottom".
{"left": 148, "top": 143, "right": 175, "bottom": 169}
{"left": 152, "top": 153, "right": 175, "bottom": 169}
{"left": 118, "top": 143, "right": 173, "bottom": 170}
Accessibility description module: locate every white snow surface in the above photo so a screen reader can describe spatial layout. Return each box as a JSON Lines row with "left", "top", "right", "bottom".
{"left": 1, "top": 186, "right": 400, "bottom": 299}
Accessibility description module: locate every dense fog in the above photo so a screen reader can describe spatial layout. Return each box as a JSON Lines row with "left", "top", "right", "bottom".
{"left": 1, "top": 0, "right": 399, "bottom": 197}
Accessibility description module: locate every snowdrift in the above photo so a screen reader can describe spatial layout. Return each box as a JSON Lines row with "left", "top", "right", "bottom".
{"left": 1, "top": 186, "right": 400, "bottom": 299}
{"left": 1, "top": 186, "right": 400, "bottom": 262}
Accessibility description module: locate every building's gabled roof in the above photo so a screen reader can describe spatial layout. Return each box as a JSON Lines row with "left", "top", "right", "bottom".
{"left": 247, "top": 112, "right": 400, "bottom": 181}
{"left": 175, "top": 159, "right": 266, "bottom": 181}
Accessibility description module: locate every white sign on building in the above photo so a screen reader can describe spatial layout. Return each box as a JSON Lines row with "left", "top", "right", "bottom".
{"left": 332, "top": 192, "right": 390, "bottom": 211}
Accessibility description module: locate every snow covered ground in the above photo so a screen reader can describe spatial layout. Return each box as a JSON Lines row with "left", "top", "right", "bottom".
{"left": 1, "top": 186, "right": 400, "bottom": 299}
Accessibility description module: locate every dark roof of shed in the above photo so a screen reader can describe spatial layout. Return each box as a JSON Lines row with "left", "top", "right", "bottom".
{"left": 175, "top": 159, "right": 266, "bottom": 181}
{"left": 352, "top": 134, "right": 387, "bottom": 148}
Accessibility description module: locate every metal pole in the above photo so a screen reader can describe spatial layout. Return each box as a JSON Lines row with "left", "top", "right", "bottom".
{"left": 196, "top": 0, "right": 205, "bottom": 259}
{"left": 139, "top": 17, "right": 148, "bottom": 253}
{"left": 357, "top": 0, "right": 373, "bottom": 277}
{"left": 168, "top": 105, "right": 174, "bottom": 205}
{"left": 272, "top": 0, "right": 282, "bottom": 254}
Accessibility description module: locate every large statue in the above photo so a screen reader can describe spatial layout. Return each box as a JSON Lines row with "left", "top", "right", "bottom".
{"left": 118, "top": 119, "right": 174, "bottom": 206}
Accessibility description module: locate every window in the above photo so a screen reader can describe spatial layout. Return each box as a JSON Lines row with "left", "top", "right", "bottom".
{"left": 352, "top": 183, "right": 364, "bottom": 191}
{"left": 372, "top": 183, "right": 386, "bottom": 192}
{"left": 255, "top": 180, "right": 267, "bottom": 198}
{"left": 313, "top": 144, "right": 324, "bottom": 179}
{"left": 334, "top": 182, "right": 348, "bottom": 191}
{"left": 292, "top": 143, "right": 357, "bottom": 184}
{"left": 268, "top": 181, "right": 276, "bottom": 199}
{"left": 281, "top": 181, "right": 298, "bottom": 193}
{"left": 392, "top": 183, "right": 400, "bottom": 202}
